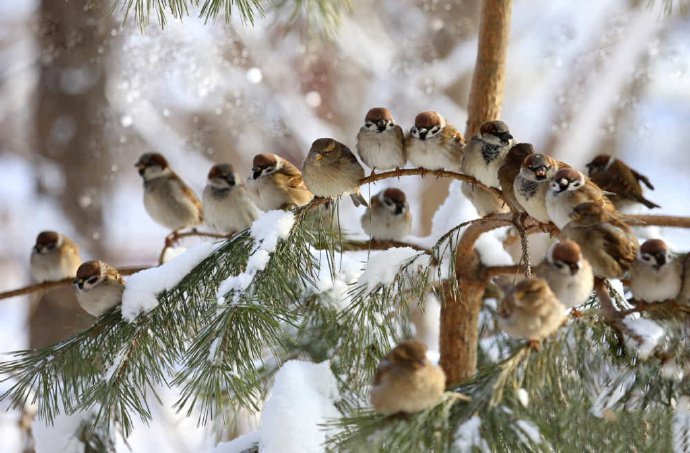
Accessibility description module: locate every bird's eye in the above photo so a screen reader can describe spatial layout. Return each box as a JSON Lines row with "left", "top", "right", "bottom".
{"left": 365, "top": 121, "right": 373, "bottom": 127}
{"left": 86, "top": 276, "right": 99, "bottom": 284}
{"left": 642, "top": 255, "right": 651, "bottom": 261}
{"left": 46, "top": 243, "right": 56, "bottom": 250}
{"left": 571, "top": 181, "right": 582, "bottom": 188}
{"left": 554, "top": 262, "right": 564, "bottom": 269}
{"left": 383, "top": 199, "right": 394, "bottom": 206}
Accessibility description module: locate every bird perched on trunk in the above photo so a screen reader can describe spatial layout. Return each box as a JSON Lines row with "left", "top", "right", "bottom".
{"left": 536, "top": 240, "right": 594, "bottom": 308}
{"left": 203, "top": 163, "right": 258, "bottom": 233}
{"left": 495, "top": 277, "right": 566, "bottom": 344}
{"left": 498, "top": 143, "right": 535, "bottom": 214}
{"left": 246, "top": 153, "right": 313, "bottom": 211}
{"left": 559, "top": 202, "right": 638, "bottom": 279}
{"left": 629, "top": 239, "right": 682, "bottom": 303}
{"left": 461, "top": 120, "right": 514, "bottom": 188}
{"left": 73, "top": 260, "right": 125, "bottom": 317}
{"left": 135, "top": 153, "right": 203, "bottom": 231}
{"left": 302, "top": 138, "right": 368, "bottom": 207}
{"left": 30, "top": 231, "right": 81, "bottom": 282}
{"left": 546, "top": 168, "right": 615, "bottom": 229}
{"left": 513, "top": 153, "right": 560, "bottom": 223}
{"left": 370, "top": 340, "right": 446, "bottom": 415}
{"left": 585, "top": 154, "right": 660, "bottom": 210}
{"left": 361, "top": 188, "right": 412, "bottom": 241}
{"left": 406, "top": 111, "right": 464, "bottom": 170}
{"left": 356, "top": 107, "right": 406, "bottom": 171}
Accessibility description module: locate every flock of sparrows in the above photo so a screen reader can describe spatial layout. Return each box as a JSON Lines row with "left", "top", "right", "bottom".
{"left": 27, "top": 106, "right": 683, "bottom": 416}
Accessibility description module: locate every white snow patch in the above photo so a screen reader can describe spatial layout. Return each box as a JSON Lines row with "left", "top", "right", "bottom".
{"left": 514, "top": 419, "right": 542, "bottom": 445}
{"left": 311, "top": 249, "right": 363, "bottom": 310}
{"left": 662, "top": 361, "right": 684, "bottom": 382}
{"left": 590, "top": 373, "right": 636, "bottom": 418}
{"left": 517, "top": 388, "right": 529, "bottom": 408}
{"left": 621, "top": 317, "right": 664, "bottom": 360}
{"left": 121, "top": 242, "right": 219, "bottom": 322}
{"left": 475, "top": 229, "right": 514, "bottom": 266}
{"left": 217, "top": 210, "right": 295, "bottom": 305}
{"left": 454, "top": 415, "right": 489, "bottom": 452}
{"left": 213, "top": 430, "right": 260, "bottom": 453}
{"left": 359, "top": 247, "right": 422, "bottom": 291}
{"left": 259, "top": 360, "right": 340, "bottom": 453}
{"left": 104, "top": 348, "right": 128, "bottom": 381}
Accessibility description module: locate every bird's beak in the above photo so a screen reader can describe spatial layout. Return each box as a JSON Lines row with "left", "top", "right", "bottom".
{"left": 557, "top": 180, "right": 569, "bottom": 192}
{"left": 74, "top": 278, "right": 84, "bottom": 289}
{"left": 418, "top": 129, "right": 428, "bottom": 140}
{"left": 656, "top": 253, "right": 666, "bottom": 267}
{"left": 135, "top": 163, "right": 145, "bottom": 176}
{"left": 33, "top": 245, "right": 42, "bottom": 253}
{"left": 394, "top": 203, "right": 405, "bottom": 215}
{"left": 534, "top": 167, "right": 547, "bottom": 180}
{"left": 251, "top": 168, "right": 261, "bottom": 180}
{"left": 499, "top": 132, "right": 513, "bottom": 142}
{"left": 376, "top": 120, "right": 386, "bottom": 132}
{"left": 568, "top": 262, "right": 580, "bottom": 275}
{"left": 315, "top": 154, "right": 323, "bottom": 161}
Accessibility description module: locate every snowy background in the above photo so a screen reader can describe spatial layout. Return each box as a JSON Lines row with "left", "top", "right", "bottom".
{"left": 0, "top": 0, "right": 689, "bottom": 451}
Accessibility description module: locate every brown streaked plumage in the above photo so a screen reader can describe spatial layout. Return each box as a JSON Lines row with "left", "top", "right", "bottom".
{"left": 586, "top": 154, "right": 659, "bottom": 210}
{"left": 495, "top": 277, "right": 566, "bottom": 342}
{"left": 135, "top": 152, "right": 203, "bottom": 231}
{"left": 535, "top": 240, "right": 594, "bottom": 308}
{"left": 203, "top": 163, "right": 259, "bottom": 233}
{"left": 559, "top": 202, "right": 638, "bottom": 279}
{"left": 302, "top": 138, "right": 367, "bottom": 207}
{"left": 247, "top": 153, "right": 313, "bottom": 210}
{"left": 498, "top": 143, "right": 535, "bottom": 214}
{"left": 461, "top": 120, "right": 514, "bottom": 188}
{"left": 629, "top": 238, "right": 682, "bottom": 303}
{"left": 406, "top": 111, "right": 465, "bottom": 170}
{"left": 357, "top": 107, "right": 406, "bottom": 170}
{"left": 545, "top": 168, "right": 616, "bottom": 229}
{"left": 370, "top": 340, "right": 446, "bottom": 415}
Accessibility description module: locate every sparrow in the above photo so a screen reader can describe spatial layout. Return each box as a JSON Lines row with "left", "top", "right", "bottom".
{"left": 135, "top": 153, "right": 203, "bottom": 231}
{"left": 559, "top": 202, "right": 638, "bottom": 279}
{"left": 302, "top": 138, "right": 368, "bottom": 207}
{"left": 535, "top": 240, "right": 594, "bottom": 308}
{"left": 461, "top": 120, "right": 514, "bottom": 188}
{"left": 361, "top": 188, "right": 412, "bottom": 241}
{"left": 513, "top": 153, "right": 559, "bottom": 223}
{"left": 246, "top": 153, "right": 313, "bottom": 211}
{"left": 679, "top": 254, "right": 690, "bottom": 305}
{"left": 498, "top": 143, "right": 535, "bottom": 214}
{"left": 495, "top": 277, "right": 566, "bottom": 342}
{"left": 356, "top": 107, "right": 406, "bottom": 171}
{"left": 30, "top": 231, "right": 81, "bottom": 282}
{"left": 545, "top": 168, "right": 616, "bottom": 229}
{"left": 585, "top": 154, "right": 660, "bottom": 210}
{"left": 202, "top": 163, "right": 259, "bottom": 233}
{"left": 73, "top": 260, "right": 125, "bottom": 317}
{"left": 370, "top": 340, "right": 446, "bottom": 415}
{"left": 629, "top": 239, "right": 682, "bottom": 303}
{"left": 405, "top": 111, "right": 465, "bottom": 170}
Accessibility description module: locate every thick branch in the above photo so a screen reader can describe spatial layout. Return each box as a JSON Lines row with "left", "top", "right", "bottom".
{"left": 338, "top": 239, "right": 430, "bottom": 253}
{"left": 358, "top": 168, "right": 504, "bottom": 202}
{"left": 465, "top": 0, "right": 512, "bottom": 138}
{"left": 483, "top": 265, "right": 523, "bottom": 279}
{"left": 624, "top": 214, "right": 690, "bottom": 229}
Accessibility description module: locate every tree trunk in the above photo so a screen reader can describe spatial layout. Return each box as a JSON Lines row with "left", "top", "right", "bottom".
{"left": 30, "top": 0, "right": 111, "bottom": 347}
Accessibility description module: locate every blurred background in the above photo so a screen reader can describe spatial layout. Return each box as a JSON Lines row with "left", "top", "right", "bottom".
{"left": 0, "top": 0, "right": 688, "bottom": 450}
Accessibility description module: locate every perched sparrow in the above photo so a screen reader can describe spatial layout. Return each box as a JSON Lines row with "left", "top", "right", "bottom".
{"left": 586, "top": 154, "right": 660, "bottom": 210}
{"left": 679, "top": 254, "right": 690, "bottom": 305}
{"left": 405, "top": 111, "right": 465, "bottom": 170}
{"left": 135, "top": 153, "right": 203, "bottom": 231}
{"left": 302, "top": 138, "right": 368, "bottom": 207}
{"left": 202, "top": 163, "right": 259, "bottom": 233}
{"left": 370, "top": 340, "right": 446, "bottom": 415}
{"left": 513, "top": 153, "right": 559, "bottom": 223}
{"left": 30, "top": 231, "right": 81, "bottom": 282}
{"left": 559, "top": 202, "right": 638, "bottom": 279}
{"left": 73, "top": 260, "right": 125, "bottom": 317}
{"left": 629, "top": 239, "right": 682, "bottom": 303}
{"left": 498, "top": 143, "right": 535, "bottom": 214}
{"left": 361, "top": 188, "right": 412, "bottom": 241}
{"left": 536, "top": 240, "right": 594, "bottom": 308}
{"left": 545, "top": 168, "right": 615, "bottom": 229}
{"left": 461, "top": 120, "right": 514, "bottom": 188}
{"left": 356, "top": 107, "right": 406, "bottom": 171}
{"left": 246, "top": 153, "right": 314, "bottom": 211}
{"left": 495, "top": 277, "right": 566, "bottom": 342}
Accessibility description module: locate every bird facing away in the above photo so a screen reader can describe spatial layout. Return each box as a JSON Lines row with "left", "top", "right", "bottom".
{"left": 30, "top": 231, "right": 81, "bottom": 282}
{"left": 558, "top": 202, "right": 638, "bottom": 279}
{"left": 498, "top": 143, "right": 536, "bottom": 214}
{"left": 361, "top": 188, "right": 412, "bottom": 241}
{"left": 586, "top": 154, "right": 660, "bottom": 210}
{"left": 73, "top": 260, "right": 125, "bottom": 317}
{"left": 629, "top": 238, "right": 682, "bottom": 303}
{"left": 370, "top": 340, "right": 446, "bottom": 415}
{"left": 406, "top": 111, "right": 465, "bottom": 171}
{"left": 203, "top": 163, "right": 259, "bottom": 233}
{"left": 536, "top": 240, "right": 594, "bottom": 308}
{"left": 302, "top": 138, "right": 368, "bottom": 207}
{"left": 246, "top": 153, "right": 313, "bottom": 211}
{"left": 135, "top": 153, "right": 203, "bottom": 231}
{"left": 356, "top": 107, "right": 406, "bottom": 171}
{"left": 495, "top": 277, "right": 566, "bottom": 342}
{"left": 461, "top": 120, "right": 514, "bottom": 188}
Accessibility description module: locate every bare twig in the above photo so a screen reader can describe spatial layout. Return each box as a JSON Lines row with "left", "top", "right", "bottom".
{"left": 483, "top": 265, "right": 523, "bottom": 279}
{"left": 338, "top": 239, "right": 430, "bottom": 253}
